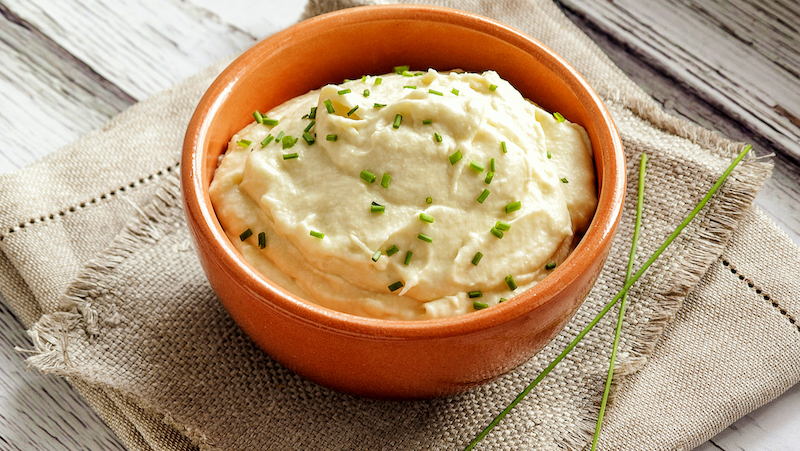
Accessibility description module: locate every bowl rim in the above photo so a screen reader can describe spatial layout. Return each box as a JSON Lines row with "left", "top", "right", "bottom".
{"left": 182, "top": 4, "right": 626, "bottom": 340}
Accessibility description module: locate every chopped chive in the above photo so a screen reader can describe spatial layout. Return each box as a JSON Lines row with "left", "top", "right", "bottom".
{"left": 388, "top": 281, "right": 404, "bottom": 292}
{"left": 469, "top": 291, "right": 483, "bottom": 299}
{"left": 309, "top": 107, "right": 317, "bottom": 119}
{"left": 282, "top": 135, "right": 297, "bottom": 149}
{"left": 393, "top": 114, "right": 403, "bottom": 129}
{"left": 361, "top": 75, "right": 367, "bottom": 82}
{"left": 434, "top": 132, "right": 442, "bottom": 142}
{"left": 471, "top": 252, "right": 483, "bottom": 266}
{"left": 429, "top": 89, "right": 443, "bottom": 96}
{"left": 469, "top": 160, "right": 485, "bottom": 173}
{"left": 477, "top": 189, "right": 490, "bottom": 203}
{"left": 370, "top": 202, "right": 385, "bottom": 213}
{"left": 261, "top": 135, "right": 274, "bottom": 147}
{"left": 237, "top": 139, "right": 252, "bottom": 147}
{"left": 381, "top": 173, "right": 391, "bottom": 188}
{"left": 425, "top": 197, "right": 432, "bottom": 204}
{"left": 372, "top": 250, "right": 382, "bottom": 262}
{"left": 452, "top": 88, "right": 459, "bottom": 96}
{"left": 403, "top": 251, "right": 412, "bottom": 265}
{"left": 302, "top": 132, "right": 315, "bottom": 145}
{"left": 282, "top": 153, "right": 299, "bottom": 160}
{"left": 402, "top": 71, "right": 414, "bottom": 78}
{"left": 553, "top": 112, "right": 566, "bottom": 122}
{"left": 418, "top": 233, "right": 433, "bottom": 243}
{"left": 343, "top": 79, "right": 351, "bottom": 83}
{"left": 506, "top": 201, "right": 521, "bottom": 213}
{"left": 347, "top": 105, "right": 359, "bottom": 116}
{"left": 326, "top": 134, "right": 338, "bottom": 142}
{"left": 324, "top": 99, "right": 334, "bottom": 114}
{"left": 274, "top": 131, "right": 284, "bottom": 143}
{"left": 360, "top": 170, "right": 377, "bottom": 183}
{"left": 403, "top": 85, "right": 417, "bottom": 89}
{"left": 501, "top": 141, "right": 507, "bottom": 153}
{"left": 310, "top": 230, "right": 324, "bottom": 239}
{"left": 490, "top": 158, "right": 496, "bottom": 172}
{"left": 490, "top": 227, "right": 504, "bottom": 239}
{"left": 252, "top": 110, "right": 263, "bottom": 124}
{"left": 375, "top": 77, "right": 382, "bottom": 85}
{"left": 449, "top": 149, "right": 463, "bottom": 165}
{"left": 258, "top": 232, "right": 266, "bottom": 249}
{"left": 373, "top": 103, "right": 387, "bottom": 108}
{"left": 422, "top": 119, "right": 432, "bottom": 125}
{"left": 263, "top": 118, "right": 279, "bottom": 126}
{"left": 473, "top": 301, "right": 488, "bottom": 310}
{"left": 386, "top": 245, "right": 400, "bottom": 256}
{"left": 304, "top": 121, "right": 315, "bottom": 132}
{"left": 499, "top": 298, "right": 507, "bottom": 303}
{"left": 495, "top": 221, "right": 511, "bottom": 232}
{"left": 338, "top": 88, "right": 351, "bottom": 95}
{"left": 485, "top": 171, "right": 494, "bottom": 184}
{"left": 561, "top": 177, "right": 569, "bottom": 184}
{"left": 239, "top": 228, "right": 253, "bottom": 241}
{"left": 363, "top": 89, "right": 370, "bottom": 97}
{"left": 419, "top": 213, "right": 434, "bottom": 223}
{"left": 489, "top": 84, "right": 498, "bottom": 91}
{"left": 393, "top": 65, "right": 409, "bottom": 74}
{"left": 547, "top": 149, "right": 552, "bottom": 159}
{"left": 545, "top": 262, "right": 556, "bottom": 270}
{"left": 505, "top": 275, "right": 517, "bottom": 290}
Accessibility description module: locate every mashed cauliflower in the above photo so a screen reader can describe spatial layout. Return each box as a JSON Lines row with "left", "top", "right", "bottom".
{"left": 209, "top": 68, "right": 597, "bottom": 320}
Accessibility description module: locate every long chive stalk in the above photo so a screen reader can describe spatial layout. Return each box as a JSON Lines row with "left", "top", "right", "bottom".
{"left": 591, "top": 153, "right": 647, "bottom": 450}
{"left": 464, "top": 144, "right": 752, "bottom": 451}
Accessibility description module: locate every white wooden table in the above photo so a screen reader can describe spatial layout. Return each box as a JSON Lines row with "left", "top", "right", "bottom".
{"left": 1, "top": 1, "right": 798, "bottom": 449}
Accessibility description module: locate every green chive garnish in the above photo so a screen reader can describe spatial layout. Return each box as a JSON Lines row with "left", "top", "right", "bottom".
{"left": 275, "top": 131, "right": 284, "bottom": 142}
{"left": 309, "top": 107, "right": 317, "bottom": 119}
{"left": 506, "top": 201, "right": 521, "bottom": 213}
{"left": 473, "top": 301, "right": 488, "bottom": 310}
{"left": 381, "top": 173, "right": 391, "bottom": 188}
{"left": 403, "top": 85, "right": 417, "bottom": 89}
{"left": 495, "top": 221, "right": 511, "bottom": 232}
{"left": 370, "top": 202, "right": 385, "bottom": 213}
{"left": 388, "top": 281, "right": 404, "bottom": 292}
{"left": 422, "top": 119, "right": 432, "bottom": 125}
{"left": 471, "top": 252, "right": 483, "bottom": 266}
{"left": 553, "top": 112, "right": 566, "bottom": 122}
{"left": 402, "top": 71, "right": 414, "bottom": 77}
{"left": 499, "top": 298, "right": 507, "bottom": 303}
{"left": 261, "top": 135, "right": 274, "bottom": 147}
{"left": 372, "top": 250, "right": 382, "bottom": 262}
{"left": 282, "top": 135, "right": 297, "bottom": 149}
{"left": 302, "top": 132, "right": 315, "bottom": 145}
{"left": 310, "top": 230, "right": 324, "bottom": 239}
{"left": 393, "top": 114, "right": 403, "bottom": 129}
{"left": 324, "top": 99, "right": 334, "bottom": 114}
{"left": 360, "top": 170, "right": 377, "bottom": 183}
{"left": 489, "top": 84, "right": 497, "bottom": 91}
{"left": 429, "top": 89, "right": 443, "bottom": 96}
{"left": 375, "top": 77, "right": 382, "bottom": 85}
{"left": 338, "top": 88, "right": 351, "bottom": 95}
{"left": 347, "top": 105, "right": 359, "bottom": 116}
{"left": 386, "top": 245, "right": 400, "bottom": 256}
{"left": 363, "top": 89, "right": 370, "bottom": 97}
{"left": 237, "top": 139, "right": 252, "bottom": 147}
{"left": 490, "top": 227, "right": 504, "bottom": 239}
{"left": 304, "top": 121, "right": 315, "bottom": 132}
{"left": 403, "top": 251, "right": 412, "bottom": 265}
{"left": 505, "top": 275, "right": 517, "bottom": 290}
{"left": 501, "top": 142, "right": 507, "bottom": 153}
{"left": 361, "top": 75, "right": 367, "bottom": 82}
{"left": 434, "top": 132, "right": 442, "bottom": 142}
{"left": 263, "top": 118, "right": 279, "bottom": 126}
{"left": 326, "top": 134, "right": 338, "bottom": 142}
{"left": 561, "top": 177, "right": 569, "bottom": 183}
{"left": 239, "top": 228, "right": 252, "bottom": 241}
{"left": 418, "top": 233, "right": 433, "bottom": 243}
{"left": 545, "top": 262, "right": 556, "bottom": 270}
{"left": 419, "top": 213, "right": 434, "bottom": 223}
{"left": 393, "top": 65, "right": 409, "bottom": 74}
{"left": 469, "top": 160, "right": 485, "bottom": 173}
{"left": 258, "top": 232, "right": 266, "bottom": 249}
{"left": 547, "top": 149, "right": 552, "bottom": 159}
{"left": 452, "top": 88, "right": 459, "bottom": 96}
{"left": 485, "top": 172, "right": 494, "bottom": 184}
{"left": 252, "top": 110, "right": 263, "bottom": 124}
{"left": 425, "top": 197, "right": 432, "bottom": 204}
{"left": 477, "top": 189, "right": 490, "bottom": 204}
{"left": 373, "top": 103, "right": 386, "bottom": 108}
{"left": 282, "top": 153, "right": 298, "bottom": 160}
{"left": 449, "top": 149, "right": 463, "bottom": 165}
{"left": 468, "top": 291, "right": 483, "bottom": 299}
{"left": 490, "top": 158, "right": 496, "bottom": 172}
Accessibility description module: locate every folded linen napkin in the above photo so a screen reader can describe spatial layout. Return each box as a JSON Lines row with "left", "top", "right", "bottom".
{"left": 1, "top": 1, "right": 797, "bottom": 450}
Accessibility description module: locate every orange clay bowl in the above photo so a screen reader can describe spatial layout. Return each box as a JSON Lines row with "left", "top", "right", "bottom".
{"left": 182, "top": 5, "right": 625, "bottom": 400}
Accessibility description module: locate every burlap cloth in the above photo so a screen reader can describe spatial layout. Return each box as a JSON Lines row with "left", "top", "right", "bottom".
{"left": 1, "top": 0, "right": 798, "bottom": 449}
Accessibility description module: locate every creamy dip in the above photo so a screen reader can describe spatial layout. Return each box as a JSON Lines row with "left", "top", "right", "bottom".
{"left": 209, "top": 68, "right": 597, "bottom": 320}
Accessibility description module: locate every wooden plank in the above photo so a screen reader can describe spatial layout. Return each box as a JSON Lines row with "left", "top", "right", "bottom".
{"left": 559, "top": 0, "right": 800, "bottom": 163}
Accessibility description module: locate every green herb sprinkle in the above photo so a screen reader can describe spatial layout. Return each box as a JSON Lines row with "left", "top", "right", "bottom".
{"left": 429, "top": 89, "right": 443, "bottom": 96}
{"left": 472, "top": 252, "right": 483, "bottom": 266}
{"left": 434, "top": 132, "right": 442, "bottom": 142}
{"left": 449, "top": 149, "right": 463, "bottom": 165}
{"left": 237, "top": 139, "right": 251, "bottom": 147}
{"left": 239, "top": 228, "right": 252, "bottom": 241}
{"left": 545, "top": 262, "right": 556, "bottom": 270}
{"left": 484, "top": 171, "right": 494, "bottom": 184}
{"left": 419, "top": 213, "right": 434, "bottom": 223}
{"left": 310, "top": 230, "right": 324, "bottom": 239}
{"left": 381, "top": 173, "right": 391, "bottom": 188}
{"left": 477, "top": 189, "right": 490, "bottom": 204}
{"left": 393, "top": 114, "right": 403, "bottom": 129}
{"left": 282, "top": 153, "right": 298, "bottom": 160}
{"left": 469, "top": 160, "right": 485, "bottom": 173}
{"left": 372, "top": 250, "right": 382, "bottom": 262}
{"left": 338, "top": 88, "right": 351, "bottom": 95}
{"left": 505, "top": 274, "right": 517, "bottom": 290}
{"left": 386, "top": 245, "right": 400, "bottom": 256}
{"left": 324, "top": 99, "right": 334, "bottom": 114}
{"left": 347, "top": 105, "right": 359, "bottom": 116}
{"left": 553, "top": 112, "right": 566, "bottom": 122}
{"left": 473, "top": 301, "right": 488, "bottom": 310}
{"left": 388, "top": 281, "right": 404, "bottom": 292}
{"left": 403, "top": 251, "right": 413, "bottom": 265}
{"left": 506, "top": 201, "right": 521, "bottom": 213}
{"left": 360, "top": 170, "right": 377, "bottom": 183}
{"left": 469, "top": 291, "right": 483, "bottom": 299}
{"left": 418, "top": 233, "right": 433, "bottom": 243}
{"left": 258, "top": 232, "right": 266, "bottom": 249}
{"left": 490, "top": 227, "right": 504, "bottom": 239}
{"left": 326, "top": 134, "right": 338, "bottom": 142}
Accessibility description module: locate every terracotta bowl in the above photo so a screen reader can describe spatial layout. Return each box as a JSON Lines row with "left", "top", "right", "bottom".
{"left": 182, "top": 5, "right": 625, "bottom": 400}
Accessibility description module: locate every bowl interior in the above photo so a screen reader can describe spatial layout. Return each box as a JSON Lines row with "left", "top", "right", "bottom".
{"left": 185, "top": 5, "right": 624, "bottom": 337}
